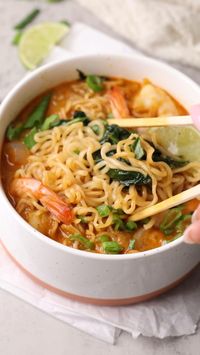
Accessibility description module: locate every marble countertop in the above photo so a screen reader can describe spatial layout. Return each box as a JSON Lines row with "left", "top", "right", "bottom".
{"left": 0, "top": 1, "right": 199, "bottom": 354}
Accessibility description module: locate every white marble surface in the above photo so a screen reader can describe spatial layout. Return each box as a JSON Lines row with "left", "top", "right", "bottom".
{"left": 0, "top": 1, "right": 200, "bottom": 354}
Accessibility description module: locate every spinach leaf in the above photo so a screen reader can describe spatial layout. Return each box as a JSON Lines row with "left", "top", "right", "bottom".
{"left": 152, "top": 148, "right": 188, "bottom": 168}
{"left": 100, "top": 124, "right": 131, "bottom": 145}
{"left": 107, "top": 169, "right": 151, "bottom": 186}
{"left": 41, "top": 114, "right": 60, "bottom": 131}
{"left": 24, "top": 127, "right": 38, "bottom": 149}
{"left": 6, "top": 124, "right": 24, "bottom": 141}
{"left": 86, "top": 75, "right": 104, "bottom": 92}
{"left": 24, "top": 94, "right": 52, "bottom": 129}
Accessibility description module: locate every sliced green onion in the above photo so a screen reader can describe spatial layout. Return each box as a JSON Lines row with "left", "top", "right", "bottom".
{"left": 132, "top": 137, "right": 144, "bottom": 160}
{"left": 128, "top": 239, "right": 135, "bottom": 250}
{"left": 14, "top": 9, "right": 40, "bottom": 30}
{"left": 24, "top": 127, "right": 37, "bottom": 149}
{"left": 24, "top": 94, "right": 51, "bottom": 129}
{"left": 12, "top": 31, "right": 23, "bottom": 45}
{"left": 96, "top": 205, "right": 111, "bottom": 217}
{"left": 69, "top": 234, "right": 94, "bottom": 250}
{"left": 160, "top": 207, "right": 183, "bottom": 236}
{"left": 41, "top": 114, "right": 59, "bottom": 131}
{"left": 77, "top": 215, "right": 87, "bottom": 224}
{"left": 112, "top": 215, "right": 125, "bottom": 231}
{"left": 98, "top": 235, "right": 110, "bottom": 243}
{"left": 102, "top": 241, "right": 123, "bottom": 254}
{"left": 125, "top": 221, "right": 137, "bottom": 231}
{"left": 86, "top": 75, "right": 104, "bottom": 92}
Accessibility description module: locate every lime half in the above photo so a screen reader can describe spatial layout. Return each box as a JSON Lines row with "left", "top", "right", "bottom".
{"left": 150, "top": 126, "right": 200, "bottom": 162}
{"left": 19, "top": 22, "right": 69, "bottom": 70}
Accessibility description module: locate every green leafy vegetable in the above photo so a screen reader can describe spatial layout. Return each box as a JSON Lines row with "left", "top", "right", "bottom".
{"left": 77, "top": 215, "right": 87, "bottom": 224}
{"left": 91, "top": 124, "right": 100, "bottom": 135}
{"left": 152, "top": 148, "right": 188, "bottom": 168}
{"left": 92, "top": 148, "right": 116, "bottom": 164}
{"left": 86, "top": 75, "right": 104, "bottom": 92}
{"left": 24, "top": 127, "right": 37, "bottom": 149}
{"left": 98, "top": 235, "right": 111, "bottom": 243}
{"left": 102, "top": 241, "right": 123, "bottom": 254}
{"left": 24, "top": 94, "right": 52, "bottom": 129}
{"left": 12, "top": 31, "right": 23, "bottom": 45}
{"left": 128, "top": 239, "right": 135, "bottom": 250}
{"left": 132, "top": 137, "right": 144, "bottom": 160}
{"left": 125, "top": 221, "right": 137, "bottom": 231}
{"left": 100, "top": 124, "right": 130, "bottom": 145}
{"left": 41, "top": 114, "right": 59, "bottom": 131}
{"left": 69, "top": 234, "right": 94, "bottom": 249}
{"left": 160, "top": 207, "right": 184, "bottom": 236}
{"left": 96, "top": 205, "right": 111, "bottom": 217}
{"left": 107, "top": 169, "right": 151, "bottom": 186}
{"left": 77, "top": 69, "right": 86, "bottom": 80}
{"left": 6, "top": 124, "right": 24, "bottom": 141}
{"left": 112, "top": 215, "right": 125, "bottom": 231}
{"left": 14, "top": 9, "right": 40, "bottom": 30}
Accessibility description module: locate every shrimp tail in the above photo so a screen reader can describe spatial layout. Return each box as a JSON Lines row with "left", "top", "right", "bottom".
{"left": 107, "top": 86, "right": 129, "bottom": 119}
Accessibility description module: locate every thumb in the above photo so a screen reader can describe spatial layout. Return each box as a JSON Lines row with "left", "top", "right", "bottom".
{"left": 183, "top": 221, "right": 200, "bottom": 244}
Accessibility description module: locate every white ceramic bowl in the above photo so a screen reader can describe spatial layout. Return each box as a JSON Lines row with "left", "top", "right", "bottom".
{"left": 0, "top": 54, "right": 200, "bottom": 305}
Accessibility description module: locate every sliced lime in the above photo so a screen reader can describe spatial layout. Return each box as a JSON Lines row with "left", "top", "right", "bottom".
{"left": 19, "top": 22, "right": 69, "bottom": 70}
{"left": 150, "top": 126, "right": 200, "bottom": 162}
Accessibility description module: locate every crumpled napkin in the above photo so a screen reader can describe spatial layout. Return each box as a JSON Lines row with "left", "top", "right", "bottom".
{"left": 0, "top": 22, "right": 200, "bottom": 345}
{"left": 77, "top": 0, "right": 200, "bottom": 69}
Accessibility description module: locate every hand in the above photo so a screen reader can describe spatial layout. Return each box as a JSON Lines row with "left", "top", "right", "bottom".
{"left": 183, "top": 206, "right": 200, "bottom": 244}
{"left": 183, "top": 105, "right": 200, "bottom": 244}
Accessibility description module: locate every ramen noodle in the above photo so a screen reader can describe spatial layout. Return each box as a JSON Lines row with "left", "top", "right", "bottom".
{"left": 2, "top": 74, "right": 200, "bottom": 254}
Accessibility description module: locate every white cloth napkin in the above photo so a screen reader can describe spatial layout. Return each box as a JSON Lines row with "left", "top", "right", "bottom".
{"left": 1, "top": 22, "right": 200, "bottom": 344}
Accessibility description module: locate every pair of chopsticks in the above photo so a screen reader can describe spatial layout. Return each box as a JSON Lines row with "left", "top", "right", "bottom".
{"left": 108, "top": 115, "right": 192, "bottom": 128}
{"left": 107, "top": 114, "right": 200, "bottom": 221}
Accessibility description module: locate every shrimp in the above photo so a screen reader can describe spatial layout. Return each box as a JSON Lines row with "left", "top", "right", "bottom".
{"left": 10, "top": 178, "right": 74, "bottom": 224}
{"left": 107, "top": 87, "right": 129, "bottom": 119}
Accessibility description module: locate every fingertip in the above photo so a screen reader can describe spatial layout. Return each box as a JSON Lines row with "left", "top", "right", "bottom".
{"left": 183, "top": 221, "right": 200, "bottom": 244}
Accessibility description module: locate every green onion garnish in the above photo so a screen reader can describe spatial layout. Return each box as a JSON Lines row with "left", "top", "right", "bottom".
{"left": 128, "top": 239, "right": 135, "bottom": 250}
{"left": 91, "top": 125, "right": 100, "bottom": 135}
{"left": 41, "top": 114, "right": 59, "bottom": 131}
{"left": 14, "top": 9, "right": 40, "bottom": 30}
{"left": 125, "top": 221, "right": 137, "bottom": 231}
{"left": 160, "top": 207, "right": 183, "bottom": 236}
{"left": 6, "top": 124, "right": 24, "bottom": 141}
{"left": 24, "top": 127, "right": 38, "bottom": 149}
{"left": 96, "top": 205, "right": 111, "bottom": 217}
{"left": 98, "top": 235, "right": 110, "bottom": 243}
{"left": 86, "top": 75, "right": 104, "bottom": 92}
{"left": 102, "top": 241, "right": 123, "bottom": 254}
{"left": 69, "top": 234, "right": 94, "bottom": 250}
{"left": 12, "top": 31, "right": 23, "bottom": 45}
{"left": 24, "top": 94, "right": 52, "bottom": 129}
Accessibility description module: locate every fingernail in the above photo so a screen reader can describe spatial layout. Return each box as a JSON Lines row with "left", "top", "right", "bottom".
{"left": 183, "top": 228, "right": 196, "bottom": 244}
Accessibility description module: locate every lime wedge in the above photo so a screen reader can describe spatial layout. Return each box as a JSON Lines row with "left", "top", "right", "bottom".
{"left": 19, "top": 22, "right": 69, "bottom": 70}
{"left": 150, "top": 126, "right": 200, "bottom": 162}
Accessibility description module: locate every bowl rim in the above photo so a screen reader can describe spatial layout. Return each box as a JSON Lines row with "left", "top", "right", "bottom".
{"left": 1, "top": 53, "right": 199, "bottom": 261}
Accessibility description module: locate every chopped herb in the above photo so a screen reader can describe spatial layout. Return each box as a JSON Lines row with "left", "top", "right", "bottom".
{"left": 125, "top": 221, "right": 137, "bottom": 231}
{"left": 14, "top": 9, "right": 40, "bottom": 30}
{"left": 100, "top": 124, "right": 130, "bottom": 145}
{"left": 6, "top": 124, "right": 24, "bottom": 141}
{"left": 132, "top": 137, "right": 145, "bottom": 160}
{"left": 98, "top": 235, "right": 110, "bottom": 243}
{"left": 160, "top": 207, "right": 184, "bottom": 236}
{"left": 107, "top": 169, "right": 152, "bottom": 186}
{"left": 24, "top": 127, "right": 37, "bottom": 149}
{"left": 41, "top": 114, "right": 59, "bottom": 131}
{"left": 102, "top": 241, "right": 123, "bottom": 254}
{"left": 112, "top": 215, "right": 125, "bottom": 231}
{"left": 86, "top": 75, "right": 104, "bottom": 92}
{"left": 69, "top": 234, "right": 94, "bottom": 250}
{"left": 77, "top": 69, "right": 86, "bottom": 80}
{"left": 24, "top": 94, "right": 51, "bottom": 129}
{"left": 91, "top": 124, "right": 100, "bottom": 135}
{"left": 96, "top": 205, "right": 111, "bottom": 217}
{"left": 12, "top": 31, "right": 23, "bottom": 45}
{"left": 77, "top": 215, "right": 87, "bottom": 224}
{"left": 128, "top": 239, "right": 135, "bottom": 250}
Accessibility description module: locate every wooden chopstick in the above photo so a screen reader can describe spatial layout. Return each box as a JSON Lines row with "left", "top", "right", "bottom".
{"left": 130, "top": 184, "right": 200, "bottom": 222}
{"left": 108, "top": 115, "right": 192, "bottom": 128}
